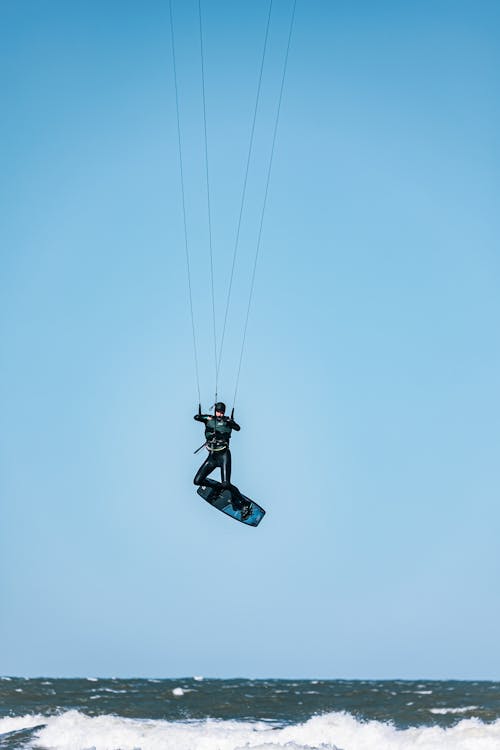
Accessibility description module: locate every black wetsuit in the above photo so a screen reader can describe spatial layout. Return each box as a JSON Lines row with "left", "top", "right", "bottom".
{"left": 193, "top": 412, "right": 245, "bottom": 508}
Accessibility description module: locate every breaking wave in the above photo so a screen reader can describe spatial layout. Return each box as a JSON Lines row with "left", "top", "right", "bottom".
{"left": 1, "top": 709, "right": 500, "bottom": 750}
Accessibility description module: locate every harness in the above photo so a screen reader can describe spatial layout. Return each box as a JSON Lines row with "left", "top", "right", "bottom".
{"left": 194, "top": 416, "right": 232, "bottom": 454}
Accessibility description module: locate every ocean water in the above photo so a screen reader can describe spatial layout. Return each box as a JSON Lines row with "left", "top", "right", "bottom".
{"left": 1, "top": 677, "right": 500, "bottom": 750}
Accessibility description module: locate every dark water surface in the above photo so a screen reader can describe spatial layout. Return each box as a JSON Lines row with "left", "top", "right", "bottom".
{"left": 2, "top": 676, "right": 500, "bottom": 726}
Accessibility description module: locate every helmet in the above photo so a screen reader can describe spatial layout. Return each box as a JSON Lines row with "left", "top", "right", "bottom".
{"left": 214, "top": 401, "right": 226, "bottom": 414}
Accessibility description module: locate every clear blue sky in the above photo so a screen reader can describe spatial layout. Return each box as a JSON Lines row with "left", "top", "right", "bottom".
{"left": 1, "top": 0, "right": 499, "bottom": 680}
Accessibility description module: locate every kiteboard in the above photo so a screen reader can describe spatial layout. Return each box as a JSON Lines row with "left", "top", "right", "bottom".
{"left": 197, "top": 485, "right": 265, "bottom": 527}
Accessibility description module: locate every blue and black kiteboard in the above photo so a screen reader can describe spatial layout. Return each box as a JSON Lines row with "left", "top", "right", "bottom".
{"left": 197, "top": 486, "right": 265, "bottom": 527}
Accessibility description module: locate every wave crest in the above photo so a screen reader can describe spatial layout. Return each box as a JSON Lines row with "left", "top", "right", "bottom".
{"left": 2, "top": 709, "right": 500, "bottom": 750}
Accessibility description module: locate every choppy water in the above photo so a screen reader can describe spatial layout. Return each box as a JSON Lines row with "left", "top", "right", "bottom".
{"left": 1, "top": 676, "right": 500, "bottom": 749}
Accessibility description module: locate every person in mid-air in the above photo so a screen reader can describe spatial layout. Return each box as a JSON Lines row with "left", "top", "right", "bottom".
{"left": 193, "top": 401, "right": 251, "bottom": 518}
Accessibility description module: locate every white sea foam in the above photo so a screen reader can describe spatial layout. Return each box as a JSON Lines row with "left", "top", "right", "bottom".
{"left": 429, "top": 706, "right": 480, "bottom": 715}
{"left": 7, "top": 709, "right": 497, "bottom": 750}
{"left": 172, "top": 687, "right": 184, "bottom": 696}
{"left": 0, "top": 714, "right": 46, "bottom": 734}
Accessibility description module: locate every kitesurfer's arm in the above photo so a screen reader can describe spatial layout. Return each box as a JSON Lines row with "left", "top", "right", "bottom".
{"left": 226, "top": 409, "right": 240, "bottom": 431}
{"left": 193, "top": 404, "right": 209, "bottom": 423}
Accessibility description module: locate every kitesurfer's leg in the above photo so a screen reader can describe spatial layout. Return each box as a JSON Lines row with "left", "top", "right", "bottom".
{"left": 212, "top": 449, "right": 238, "bottom": 506}
{"left": 219, "top": 449, "right": 248, "bottom": 514}
{"left": 220, "top": 448, "right": 231, "bottom": 488}
{"left": 193, "top": 454, "right": 221, "bottom": 491}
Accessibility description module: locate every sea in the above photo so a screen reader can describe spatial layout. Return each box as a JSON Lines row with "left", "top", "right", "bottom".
{"left": 1, "top": 676, "right": 500, "bottom": 750}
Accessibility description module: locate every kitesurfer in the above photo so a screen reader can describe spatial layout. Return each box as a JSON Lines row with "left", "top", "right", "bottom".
{"left": 193, "top": 402, "right": 251, "bottom": 519}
